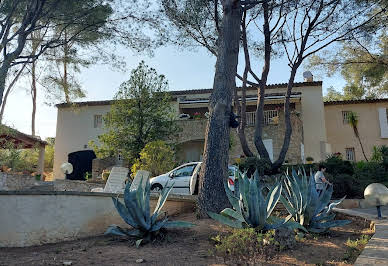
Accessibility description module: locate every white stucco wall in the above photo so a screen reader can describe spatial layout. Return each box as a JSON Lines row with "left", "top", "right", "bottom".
{"left": 297, "top": 85, "right": 328, "bottom": 161}
{"left": 53, "top": 105, "right": 111, "bottom": 179}
{"left": 0, "top": 192, "right": 196, "bottom": 247}
{"left": 53, "top": 83, "right": 327, "bottom": 176}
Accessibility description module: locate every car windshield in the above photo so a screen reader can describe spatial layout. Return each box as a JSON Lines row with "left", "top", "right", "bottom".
{"left": 172, "top": 164, "right": 196, "bottom": 177}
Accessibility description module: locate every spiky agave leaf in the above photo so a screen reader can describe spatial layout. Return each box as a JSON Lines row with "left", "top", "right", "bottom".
{"left": 106, "top": 173, "right": 195, "bottom": 245}
{"left": 281, "top": 168, "right": 351, "bottom": 233}
{"left": 208, "top": 170, "right": 295, "bottom": 232}
{"left": 208, "top": 211, "right": 244, "bottom": 229}
{"left": 164, "top": 221, "right": 196, "bottom": 228}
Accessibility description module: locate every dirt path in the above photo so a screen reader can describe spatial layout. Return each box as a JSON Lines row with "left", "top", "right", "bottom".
{"left": 0, "top": 213, "right": 372, "bottom": 266}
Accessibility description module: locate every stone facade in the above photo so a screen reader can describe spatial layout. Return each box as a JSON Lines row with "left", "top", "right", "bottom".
{"left": 91, "top": 157, "right": 116, "bottom": 179}
{"left": 176, "top": 110, "right": 304, "bottom": 164}
{"left": 230, "top": 112, "right": 303, "bottom": 164}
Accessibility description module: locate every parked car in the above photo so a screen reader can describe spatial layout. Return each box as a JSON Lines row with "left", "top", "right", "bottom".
{"left": 149, "top": 162, "right": 240, "bottom": 195}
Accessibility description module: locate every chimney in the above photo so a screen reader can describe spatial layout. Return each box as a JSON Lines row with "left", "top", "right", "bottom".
{"left": 303, "top": 71, "right": 313, "bottom": 82}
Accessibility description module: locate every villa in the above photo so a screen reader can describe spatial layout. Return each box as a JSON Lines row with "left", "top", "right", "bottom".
{"left": 53, "top": 79, "right": 329, "bottom": 179}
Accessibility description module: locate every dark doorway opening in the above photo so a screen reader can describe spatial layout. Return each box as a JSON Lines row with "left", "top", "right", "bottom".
{"left": 66, "top": 150, "right": 96, "bottom": 180}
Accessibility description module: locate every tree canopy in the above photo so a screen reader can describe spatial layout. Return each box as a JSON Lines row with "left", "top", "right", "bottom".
{"left": 0, "top": 0, "right": 168, "bottom": 107}
{"left": 90, "top": 61, "right": 178, "bottom": 164}
{"left": 309, "top": 0, "right": 388, "bottom": 99}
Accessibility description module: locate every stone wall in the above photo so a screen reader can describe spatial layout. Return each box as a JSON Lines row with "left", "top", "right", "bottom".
{"left": 176, "top": 111, "right": 304, "bottom": 164}
{"left": 91, "top": 157, "right": 116, "bottom": 179}
{"left": 0, "top": 191, "right": 196, "bottom": 247}
{"left": 0, "top": 173, "right": 104, "bottom": 192}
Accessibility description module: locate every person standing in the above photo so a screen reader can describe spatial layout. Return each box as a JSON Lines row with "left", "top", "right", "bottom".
{"left": 314, "top": 164, "right": 332, "bottom": 195}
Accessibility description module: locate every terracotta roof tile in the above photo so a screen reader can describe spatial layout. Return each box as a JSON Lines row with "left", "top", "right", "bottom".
{"left": 56, "top": 81, "right": 321, "bottom": 108}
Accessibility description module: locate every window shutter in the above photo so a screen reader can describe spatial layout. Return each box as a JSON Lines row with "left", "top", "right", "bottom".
{"left": 378, "top": 108, "right": 388, "bottom": 138}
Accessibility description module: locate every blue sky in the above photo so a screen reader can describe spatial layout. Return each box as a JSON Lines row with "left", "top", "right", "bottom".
{"left": 2, "top": 45, "right": 345, "bottom": 140}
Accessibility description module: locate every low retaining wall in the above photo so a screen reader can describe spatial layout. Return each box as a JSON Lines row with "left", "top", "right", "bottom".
{"left": 0, "top": 191, "right": 196, "bottom": 247}
{"left": 336, "top": 199, "right": 363, "bottom": 209}
{"left": 0, "top": 173, "right": 104, "bottom": 192}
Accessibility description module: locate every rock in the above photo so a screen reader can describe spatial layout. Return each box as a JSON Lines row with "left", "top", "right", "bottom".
{"left": 274, "top": 227, "right": 296, "bottom": 250}
{"left": 63, "top": 261, "right": 73, "bottom": 266}
{"left": 136, "top": 259, "right": 144, "bottom": 263}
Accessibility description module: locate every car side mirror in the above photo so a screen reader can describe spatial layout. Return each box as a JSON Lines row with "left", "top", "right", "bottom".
{"left": 169, "top": 172, "right": 174, "bottom": 178}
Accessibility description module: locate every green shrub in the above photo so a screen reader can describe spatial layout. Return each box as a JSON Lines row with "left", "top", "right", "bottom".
{"left": 327, "top": 173, "right": 363, "bottom": 199}
{"left": 343, "top": 235, "right": 372, "bottom": 263}
{"left": 305, "top": 156, "right": 314, "bottom": 162}
{"left": 237, "top": 157, "right": 272, "bottom": 176}
{"left": 212, "top": 229, "right": 279, "bottom": 259}
{"left": 324, "top": 154, "right": 354, "bottom": 176}
{"left": 354, "top": 161, "right": 388, "bottom": 190}
{"left": 371, "top": 145, "right": 388, "bottom": 170}
{"left": 131, "top": 141, "right": 176, "bottom": 177}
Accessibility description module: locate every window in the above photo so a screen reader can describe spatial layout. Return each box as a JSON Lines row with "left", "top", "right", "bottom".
{"left": 172, "top": 165, "right": 196, "bottom": 177}
{"left": 264, "top": 110, "right": 279, "bottom": 125}
{"left": 245, "top": 110, "right": 279, "bottom": 126}
{"left": 94, "top": 115, "right": 102, "bottom": 128}
{"left": 342, "top": 111, "right": 352, "bottom": 124}
{"left": 346, "top": 148, "right": 356, "bottom": 161}
{"left": 246, "top": 112, "right": 255, "bottom": 126}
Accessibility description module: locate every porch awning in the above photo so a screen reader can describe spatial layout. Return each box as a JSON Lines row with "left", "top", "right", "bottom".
{"left": 179, "top": 92, "right": 302, "bottom": 108}
{"left": 0, "top": 126, "right": 47, "bottom": 149}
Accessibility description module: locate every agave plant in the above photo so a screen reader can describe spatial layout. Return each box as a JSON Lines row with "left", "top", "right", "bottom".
{"left": 208, "top": 170, "right": 306, "bottom": 232}
{"left": 281, "top": 169, "right": 351, "bottom": 233}
{"left": 106, "top": 174, "right": 194, "bottom": 247}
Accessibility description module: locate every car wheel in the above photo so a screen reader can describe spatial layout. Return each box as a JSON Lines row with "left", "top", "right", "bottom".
{"left": 151, "top": 184, "right": 163, "bottom": 192}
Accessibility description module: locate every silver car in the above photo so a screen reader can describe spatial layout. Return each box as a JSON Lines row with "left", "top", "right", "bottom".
{"left": 149, "top": 162, "right": 239, "bottom": 195}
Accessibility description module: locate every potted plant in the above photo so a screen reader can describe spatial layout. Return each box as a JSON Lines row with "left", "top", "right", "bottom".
{"left": 193, "top": 112, "right": 201, "bottom": 120}
{"left": 306, "top": 156, "right": 314, "bottom": 164}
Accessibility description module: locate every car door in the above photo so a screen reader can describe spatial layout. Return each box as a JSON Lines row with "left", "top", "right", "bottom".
{"left": 170, "top": 163, "right": 197, "bottom": 194}
{"left": 190, "top": 163, "right": 202, "bottom": 195}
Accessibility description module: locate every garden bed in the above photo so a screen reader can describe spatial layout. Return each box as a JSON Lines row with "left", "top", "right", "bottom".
{"left": 0, "top": 213, "right": 373, "bottom": 266}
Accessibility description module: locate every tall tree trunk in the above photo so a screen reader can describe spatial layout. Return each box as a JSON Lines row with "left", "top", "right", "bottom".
{"left": 0, "top": 61, "right": 12, "bottom": 108}
{"left": 234, "top": 11, "right": 253, "bottom": 157}
{"left": 354, "top": 127, "right": 368, "bottom": 161}
{"left": 63, "top": 30, "right": 70, "bottom": 103}
{"left": 31, "top": 61, "right": 37, "bottom": 136}
{"left": 198, "top": 0, "right": 242, "bottom": 216}
{"left": 0, "top": 63, "right": 27, "bottom": 123}
{"left": 254, "top": 0, "right": 271, "bottom": 161}
{"left": 234, "top": 72, "right": 253, "bottom": 157}
{"left": 272, "top": 66, "right": 298, "bottom": 170}
{"left": 357, "top": 135, "right": 369, "bottom": 161}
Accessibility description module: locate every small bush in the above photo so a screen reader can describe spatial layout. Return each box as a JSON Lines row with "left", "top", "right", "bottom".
{"left": 237, "top": 156, "right": 272, "bottom": 176}
{"left": 131, "top": 141, "right": 176, "bottom": 177}
{"left": 354, "top": 161, "right": 388, "bottom": 189}
{"left": 211, "top": 229, "right": 279, "bottom": 261}
{"left": 324, "top": 154, "right": 354, "bottom": 176}
{"left": 371, "top": 145, "right": 388, "bottom": 170}
{"left": 343, "top": 235, "right": 371, "bottom": 263}
{"left": 327, "top": 173, "right": 363, "bottom": 199}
